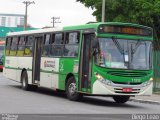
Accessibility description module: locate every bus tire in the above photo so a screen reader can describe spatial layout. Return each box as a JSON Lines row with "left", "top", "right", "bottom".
{"left": 113, "top": 96, "right": 130, "bottom": 103}
{"left": 66, "top": 77, "right": 82, "bottom": 101}
{"left": 21, "top": 71, "right": 32, "bottom": 91}
{"left": 31, "top": 85, "right": 38, "bottom": 91}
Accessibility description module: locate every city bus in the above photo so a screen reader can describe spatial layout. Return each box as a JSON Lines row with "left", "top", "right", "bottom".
{"left": 3, "top": 22, "right": 153, "bottom": 103}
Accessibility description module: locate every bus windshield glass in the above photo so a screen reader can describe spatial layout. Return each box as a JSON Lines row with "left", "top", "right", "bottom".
{"left": 96, "top": 38, "right": 152, "bottom": 70}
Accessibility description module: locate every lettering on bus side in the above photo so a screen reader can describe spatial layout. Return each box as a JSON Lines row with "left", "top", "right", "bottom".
{"left": 44, "top": 60, "right": 55, "bottom": 68}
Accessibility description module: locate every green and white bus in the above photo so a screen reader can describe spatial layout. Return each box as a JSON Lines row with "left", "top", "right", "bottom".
{"left": 3, "top": 22, "right": 153, "bottom": 103}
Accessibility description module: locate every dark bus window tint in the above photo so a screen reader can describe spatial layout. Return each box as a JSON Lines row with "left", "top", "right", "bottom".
{"left": 6, "top": 37, "right": 12, "bottom": 56}
{"left": 50, "top": 45, "right": 64, "bottom": 56}
{"left": 45, "top": 34, "right": 50, "bottom": 45}
{"left": 26, "top": 36, "right": 34, "bottom": 46}
{"left": 19, "top": 36, "right": 25, "bottom": 45}
{"left": 69, "top": 32, "right": 79, "bottom": 44}
{"left": 50, "top": 33, "right": 64, "bottom": 57}
{"left": 51, "top": 34, "right": 55, "bottom": 43}
{"left": 42, "top": 34, "right": 51, "bottom": 57}
{"left": 64, "top": 44, "right": 79, "bottom": 57}
{"left": 64, "top": 32, "right": 79, "bottom": 57}
{"left": 24, "top": 36, "right": 34, "bottom": 56}
{"left": 55, "top": 33, "right": 63, "bottom": 44}
{"left": 10, "top": 37, "right": 18, "bottom": 56}
{"left": 17, "top": 36, "right": 25, "bottom": 56}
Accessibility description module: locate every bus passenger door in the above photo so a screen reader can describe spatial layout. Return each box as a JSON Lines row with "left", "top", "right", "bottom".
{"left": 32, "top": 36, "right": 43, "bottom": 84}
{"left": 79, "top": 33, "right": 95, "bottom": 92}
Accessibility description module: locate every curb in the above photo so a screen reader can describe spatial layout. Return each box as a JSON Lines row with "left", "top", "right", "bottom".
{"left": 130, "top": 98, "right": 160, "bottom": 105}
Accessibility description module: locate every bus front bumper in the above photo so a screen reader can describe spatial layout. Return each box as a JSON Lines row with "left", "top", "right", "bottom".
{"left": 92, "top": 80, "right": 153, "bottom": 96}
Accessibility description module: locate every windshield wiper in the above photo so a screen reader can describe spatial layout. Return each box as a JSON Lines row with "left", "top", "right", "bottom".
{"left": 112, "top": 37, "right": 130, "bottom": 64}
{"left": 131, "top": 40, "right": 143, "bottom": 54}
{"left": 112, "top": 37, "right": 124, "bottom": 54}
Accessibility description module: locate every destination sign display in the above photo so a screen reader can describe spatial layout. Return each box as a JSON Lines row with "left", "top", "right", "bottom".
{"left": 98, "top": 25, "right": 152, "bottom": 36}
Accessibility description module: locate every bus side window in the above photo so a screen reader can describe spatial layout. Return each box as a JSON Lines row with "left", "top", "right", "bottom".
{"left": 17, "top": 36, "right": 25, "bottom": 56}
{"left": 10, "top": 36, "right": 18, "bottom": 56}
{"left": 50, "top": 33, "right": 64, "bottom": 57}
{"left": 42, "top": 34, "right": 51, "bottom": 57}
{"left": 24, "top": 36, "right": 34, "bottom": 56}
{"left": 64, "top": 32, "right": 79, "bottom": 57}
{"left": 6, "top": 37, "right": 12, "bottom": 56}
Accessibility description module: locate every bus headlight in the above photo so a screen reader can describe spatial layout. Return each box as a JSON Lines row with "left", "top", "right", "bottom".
{"left": 142, "top": 77, "right": 153, "bottom": 87}
{"left": 149, "top": 77, "right": 153, "bottom": 81}
{"left": 95, "top": 73, "right": 103, "bottom": 80}
{"left": 95, "top": 73, "right": 112, "bottom": 86}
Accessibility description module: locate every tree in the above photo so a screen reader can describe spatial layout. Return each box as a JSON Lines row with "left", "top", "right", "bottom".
{"left": 77, "top": 0, "right": 160, "bottom": 38}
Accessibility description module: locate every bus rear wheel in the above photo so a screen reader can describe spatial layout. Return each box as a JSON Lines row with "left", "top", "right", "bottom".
{"left": 21, "top": 71, "right": 33, "bottom": 91}
{"left": 113, "top": 96, "right": 130, "bottom": 103}
{"left": 66, "top": 77, "right": 82, "bottom": 101}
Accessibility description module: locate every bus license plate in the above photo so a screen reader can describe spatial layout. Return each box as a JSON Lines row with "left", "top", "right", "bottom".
{"left": 122, "top": 88, "right": 133, "bottom": 92}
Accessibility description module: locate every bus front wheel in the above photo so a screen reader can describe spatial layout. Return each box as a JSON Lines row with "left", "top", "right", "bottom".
{"left": 21, "top": 71, "right": 32, "bottom": 91}
{"left": 113, "top": 96, "right": 130, "bottom": 103}
{"left": 66, "top": 77, "right": 82, "bottom": 101}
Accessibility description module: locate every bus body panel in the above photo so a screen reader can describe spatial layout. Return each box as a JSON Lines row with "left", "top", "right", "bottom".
{"left": 4, "top": 56, "right": 33, "bottom": 83}
{"left": 40, "top": 57, "right": 59, "bottom": 89}
{"left": 58, "top": 58, "right": 79, "bottom": 90}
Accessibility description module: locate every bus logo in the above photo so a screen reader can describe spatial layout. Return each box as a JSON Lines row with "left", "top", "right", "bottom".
{"left": 44, "top": 60, "right": 55, "bottom": 68}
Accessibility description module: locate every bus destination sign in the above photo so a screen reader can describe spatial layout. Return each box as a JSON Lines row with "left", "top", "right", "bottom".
{"left": 98, "top": 25, "right": 152, "bottom": 36}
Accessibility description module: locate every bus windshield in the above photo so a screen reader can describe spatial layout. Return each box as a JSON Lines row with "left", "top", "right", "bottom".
{"left": 96, "top": 38, "right": 152, "bottom": 70}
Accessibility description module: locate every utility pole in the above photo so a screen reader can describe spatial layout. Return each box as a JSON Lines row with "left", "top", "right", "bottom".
{"left": 51, "top": 17, "right": 61, "bottom": 28}
{"left": 102, "top": 0, "right": 106, "bottom": 22}
{"left": 23, "top": 1, "right": 35, "bottom": 30}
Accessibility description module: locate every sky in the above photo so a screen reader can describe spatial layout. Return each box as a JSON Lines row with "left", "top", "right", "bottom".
{"left": 0, "top": 0, "right": 96, "bottom": 28}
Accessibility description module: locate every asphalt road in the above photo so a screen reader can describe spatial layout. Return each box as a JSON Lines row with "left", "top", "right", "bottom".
{"left": 0, "top": 72, "right": 160, "bottom": 120}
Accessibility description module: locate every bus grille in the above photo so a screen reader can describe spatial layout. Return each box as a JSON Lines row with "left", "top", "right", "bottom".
{"left": 107, "top": 71, "right": 147, "bottom": 77}
{"left": 112, "top": 81, "right": 142, "bottom": 85}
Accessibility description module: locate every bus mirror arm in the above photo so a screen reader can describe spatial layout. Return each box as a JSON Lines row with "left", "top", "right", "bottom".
{"left": 92, "top": 48, "right": 99, "bottom": 56}
{"left": 92, "top": 39, "right": 99, "bottom": 56}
